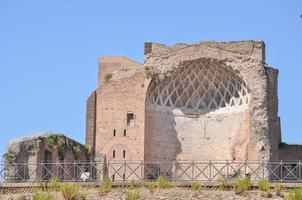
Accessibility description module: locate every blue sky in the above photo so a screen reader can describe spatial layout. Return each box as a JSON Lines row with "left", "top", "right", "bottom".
{"left": 0, "top": 0, "right": 301, "bottom": 161}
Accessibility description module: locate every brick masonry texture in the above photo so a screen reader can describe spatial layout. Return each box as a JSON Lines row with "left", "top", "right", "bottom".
{"left": 86, "top": 40, "right": 300, "bottom": 162}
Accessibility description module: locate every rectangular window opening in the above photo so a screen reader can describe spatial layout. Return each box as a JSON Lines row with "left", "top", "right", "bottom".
{"left": 123, "top": 150, "right": 126, "bottom": 158}
{"left": 113, "top": 150, "right": 115, "bottom": 158}
{"left": 113, "top": 129, "right": 116, "bottom": 136}
{"left": 127, "top": 113, "right": 134, "bottom": 125}
{"left": 124, "top": 129, "right": 126, "bottom": 137}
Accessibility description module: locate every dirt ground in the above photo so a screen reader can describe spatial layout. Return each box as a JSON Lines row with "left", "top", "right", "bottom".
{"left": 0, "top": 187, "right": 285, "bottom": 200}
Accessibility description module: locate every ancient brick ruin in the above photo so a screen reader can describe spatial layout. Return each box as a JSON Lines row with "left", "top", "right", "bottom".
{"left": 4, "top": 40, "right": 302, "bottom": 183}
{"left": 86, "top": 40, "right": 301, "bottom": 163}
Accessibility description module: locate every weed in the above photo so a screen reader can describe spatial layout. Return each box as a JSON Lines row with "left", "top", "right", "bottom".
{"left": 57, "top": 137, "right": 66, "bottom": 147}
{"left": 233, "top": 176, "right": 251, "bottom": 195}
{"left": 50, "top": 178, "right": 60, "bottom": 190}
{"left": 125, "top": 190, "right": 140, "bottom": 200}
{"left": 29, "top": 145, "right": 40, "bottom": 155}
{"left": 191, "top": 182, "right": 202, "bottom": 191}
{"left": 145, "top": 182, "right": 156, "bottom": 192}
{"left": 258, "top": 179, "right": 270, "bottom": 191}
{"left": 104, "top": 73, "right": 113, "bottom": 82}
{"left": 274, "top": 183, "right": 282, "bottom": 196}
{"left": 156, "top": 176, "right": 173, "bottom": 189}
{"left": 99, "top": 176, "right": 112, "bottom": 193}
{"left": 60, "top": 183, "right": 83, "bottom": 200}
{"left": 32, "top": 192, "right": 55, "bottom": 200}
{"left": 3, "top": 151, "right": 16, "bottom": 164}
{"left": 45, "top": 137, "right": 55, "bottom": 149}
{"left": 128, "top": 179, "right": 138, "bottom": 189}
{"left": 219, "top": 176, "right": 228, "bottom": 190}
{"left": 285, "top": 187, "right": 302, "bottom": 200}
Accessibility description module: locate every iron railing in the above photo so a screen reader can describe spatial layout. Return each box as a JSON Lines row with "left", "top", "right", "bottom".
{"left": 1, "top": 161, "right": 302, "bottom": 183}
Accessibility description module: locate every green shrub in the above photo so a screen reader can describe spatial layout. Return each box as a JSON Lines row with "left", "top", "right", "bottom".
{"left": 125, "top": 190, "right": 140, "bottom": 200}
{"left": 274, "top": 183, "right": 282, "bottom": 196}
{"left": 156, "top": 176, "right": 173, "bottom": 189}
{"left": 72, "top": 145, "right": 81, "bottom": 156}
{"left": 286, "top": 188, "right": 302, "bottom": 200}
{"left": 104, "top": 73, "right": 113, "bottom": 82}
{"left": 99, "top": 176, "right": 112, "bottom": 193}
{"left": 57, "top": 137, "right": 66, "bottom": 147}
{"left": 46, "top": 137, "right": 55, "bottom": 149}
{"left": 191, "top": 182, "right": 202, "bottom": 191}
{"left": 50, "top": 178, "right": 60, "bottom": 190}
{"left": 32, "top": 192, "right": 55, "bottom": 200}
{"left": 233, "top": 176, "right": 251, "bottom": 195}
{"left": 60, "top": 183, "right": 84, "bottom": 200}
{"left": 128, "top": 179, "right": 138, "bottom": 189}
{"left": 3, "top": 150, "right": 16, "bottom": 164}
{"left": 30, "top": 145, "right": 40, "bottom": 155}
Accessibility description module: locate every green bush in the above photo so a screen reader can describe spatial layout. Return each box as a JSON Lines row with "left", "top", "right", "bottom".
{"left": 45, "top": 137, "right": 55, "bottom": 149}
{"left": 274, "top": 183, "right": 282, "bottom": 196}
{"left": 156, "top": 176, "right": 173, "bottom": 189}
{"left": 72, "top": 145, "right": 81, "bottom": 156}
{"left": 104, "top": 73, "right": 113, "bottom": 82}
{"left": 285, "top": 188, "right": 302, "bottom": 200}
{"left": 32, "top": 192, "right": 55, "bottom": 200}
{"left": 60, "top": 183, "right": 85, "bottom": 200}
{"left": 125, "top": 190, "right": 140, "bottom": 200}
{"left": 99, "top": 176, "right": 112, "bottom": 193}
{"left": 191, "top": 182, "right": 202, "bottom": 191}
{"left": 57, "top": 137, "right": 66, "bottom": 147}
{"left": 233, "top": 176, "right": 252, "bottom": 195}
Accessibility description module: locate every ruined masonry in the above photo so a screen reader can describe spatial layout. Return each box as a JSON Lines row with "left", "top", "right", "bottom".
{"left": 86, "top": 40, "right": 301, "bottom": 163}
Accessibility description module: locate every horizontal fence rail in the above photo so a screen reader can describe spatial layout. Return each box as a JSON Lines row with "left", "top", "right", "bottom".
{"left": 1, "top": 161, "right": 302, "bottom": 184}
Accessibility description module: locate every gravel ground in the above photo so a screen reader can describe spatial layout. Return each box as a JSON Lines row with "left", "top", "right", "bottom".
{"left": 0, "top": 187, "right": 285, "bottom": 200}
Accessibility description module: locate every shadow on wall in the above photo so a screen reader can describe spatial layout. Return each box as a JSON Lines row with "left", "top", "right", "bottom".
{"left": 145, "top": 107, "right": 181, "bottom": 162}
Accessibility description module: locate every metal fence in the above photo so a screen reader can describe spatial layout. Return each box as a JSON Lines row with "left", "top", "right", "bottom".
{"left": 1, "top": 161, "right": 302, "bottom": 184}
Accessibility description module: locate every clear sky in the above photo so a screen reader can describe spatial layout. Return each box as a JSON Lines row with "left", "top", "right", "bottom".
{"left": 0, "top": 0, "right": 302, "bottom": 161}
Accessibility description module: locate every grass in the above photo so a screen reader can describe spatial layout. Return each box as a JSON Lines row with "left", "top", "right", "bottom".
{"left": 99, "top": 176, "right": 112, "bottom": 193}
{"left": 233, "top": 176, "right": 252, "bottom": 195}
{"left": 274, "top": 183, "right": 282, "bottom": 196}
{"left": 285, "top": 187, "right": 302, "bottom": 200}
{"left": 258, "top": 179, "right": 270, "bottom": 192}
{"left": 125, "top": 190, "right": 140, "bottom": 200}
{"left": 32, "top": 192, "right": 55, "bottom": 200}
{"left": 128, "top": 180, "right": 138, "bottom": 189}
{"left": 50, "top": 178, "right": 60, "bottom": 191}
{"left": 145, "top": 182, "right": 156, "bottom": 192}
{"left": 156, "top": 176, "right": 173, "bottom": 189}
{"left": 191, "top": 182, "right": 202, "bottom": 191}
{"left": 219, "top": 177, "right": 228, "bottom": 190}
{"left": 104, "top": 73, "right": 113, "bottom": 82}
{"left": 258, "top": 179, "right": 271, "bottom": 198}
{"left": 60, "top": 183, "right": 86, "bottom": 200}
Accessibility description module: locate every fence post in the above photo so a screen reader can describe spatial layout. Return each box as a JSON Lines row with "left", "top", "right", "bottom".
{"left": 141, "top": 160, "right": 144, "bottom": 182}
{"left": 192, "top": 160, "right": 194, "bottom": 181}
{"left": 209, "top": 160, "right": 212, "bottom": 181}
